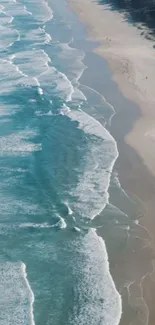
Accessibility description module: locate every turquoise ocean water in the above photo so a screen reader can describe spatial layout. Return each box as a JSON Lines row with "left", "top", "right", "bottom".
{"left": 0, "top": 0, "right": 123, "bottom": 324}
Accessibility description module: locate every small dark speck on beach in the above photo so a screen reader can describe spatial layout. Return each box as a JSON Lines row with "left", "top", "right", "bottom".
{"left": 153, "top": 45, "right": 155, "bottom": 49}
{"left": 146, "top": 76, "right": 148, "bottom": 79}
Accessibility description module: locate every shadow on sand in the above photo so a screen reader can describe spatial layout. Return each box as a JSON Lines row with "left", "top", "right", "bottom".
{"left": 98, "top": 0, "right": 155, "bottom": 36}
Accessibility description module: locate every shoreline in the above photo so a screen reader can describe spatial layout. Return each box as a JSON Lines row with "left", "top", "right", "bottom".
{"left": 68, "top": 0, "right": 155, "bottom": 324}
{"left": 79, "top": 42, "right": 155, "bottom": 325}
{"left": 69, "top": 0, "right": 155, "bottom": 180}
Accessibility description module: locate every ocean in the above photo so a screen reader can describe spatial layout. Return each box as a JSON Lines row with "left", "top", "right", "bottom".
{"left": 0, "top": 0, "right": 123, "bottom": 324}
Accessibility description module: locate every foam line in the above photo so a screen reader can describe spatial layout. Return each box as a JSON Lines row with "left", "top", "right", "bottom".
{"left": 21, "top": 263, "right": 35, "bottom": 325}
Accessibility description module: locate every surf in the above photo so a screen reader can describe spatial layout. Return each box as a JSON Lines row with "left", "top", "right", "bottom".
{"left": 0, "top": 262, "right": 35, "bottom": 325}
{"left": 0, "top": 1, "right": 122, "bottom": 324}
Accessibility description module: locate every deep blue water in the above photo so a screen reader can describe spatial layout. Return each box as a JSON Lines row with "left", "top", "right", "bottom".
{"left": 0, "top": 0, "right": 122, "bottom": 324}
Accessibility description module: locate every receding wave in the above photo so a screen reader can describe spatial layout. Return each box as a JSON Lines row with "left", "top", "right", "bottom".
{"left": 60, "top": 104, "right": 118, "bottom": 220}
{"left": 21, "top": 0, "right": 53, "bottom": 23}
{"left": 25, "top": 27, "right": 52, "bottom": 45}
{"left": 0, "top": 130, "right": 41, "bottom": 156}
{"left": 0, "top": 25, "right": 19, "bottom": 49}
{"left": 0, "top": 262, "right": 35, "bottom": 325}
{"left": 64, "top": 201, "right": 73, "bottom": 215}
{"left": 19, "top": 216, "right": 67, "bottom": 230}
{"left": 0, "top": 1, "right": 122, "bottom": 324}
{"left": 69, "top": 229, "right": 122, "bottom": 325}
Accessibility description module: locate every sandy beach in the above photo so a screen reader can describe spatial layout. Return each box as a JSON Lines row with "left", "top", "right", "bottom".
{"left": 69, "top": 0, "right": 155, "bottom": 178}
{"left": 68, "top": 0, "right": 155, "bottom": 324}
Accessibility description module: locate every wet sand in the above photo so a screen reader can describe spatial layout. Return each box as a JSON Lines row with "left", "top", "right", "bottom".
{"left": 69, "top": 0, "right": 155, "bottom": 324}
{"left": 69, "top": 0, "right": 155, "bottom": 179}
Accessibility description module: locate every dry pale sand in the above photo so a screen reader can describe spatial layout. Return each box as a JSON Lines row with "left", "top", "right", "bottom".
{"left": 69, "top": 0, "right": 155, "bottom": 179}
{"left": 68, "top": 1, "right": 155, "bottom": 325}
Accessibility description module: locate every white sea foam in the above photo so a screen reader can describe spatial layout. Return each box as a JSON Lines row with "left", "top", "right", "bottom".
{"left": 19, "top": 222, "right": 55, "bottom": 229}
{"left": 0, "top": 3, "right": 122, "bottom": 325}
{"left": 107, "top": 203, "right": 128, "bottom": 218}
{"left": 35, "top": 110, "right": 53, "bottom": 116}
{"left": 59, "top": 104, "right": 71, "bottom": 115}
{"left": 21, "top": 263, "right": 35, "bottom": 325}
{"left": 56, "top": 215, "right": 67, "bottom": 229}
{"left": 59, "top": 43, "right": 84, "bottom": 61}
{"left": 68, "top": 206, "right": 73, "bottom": 215}
{"left": 112, "top": 172, "right": 130, "bottom": 199}
{"left": 80, "top": 84, "right": 115, "bottom": 125}
{"left": 37, "top": 87, "right": 44, "bottom": 95}
{"left": 0, "top": 166, "right": 27, "bottom": 173}
{"left": 61, "top": 104, "right": 116, "bottom": 139}
{"left": 1, "top": 0, "right": 34, "bottom": 18}
{"left": 65, "top": 201, "right": 73, "bottom": 215}
{"left": 29, "top": 99, "right": 37, "bottom": 103}
{"left": 44, "top": 31, "right": 52, "bottom": 44}
{"left": 73, "top": 226, "right": 81, "bottom": 232}
{"left": 20, "top": 0, "right": 53, "bottom": 23}
{"left": 46, "top": 110, "right": 53, "bottom": 116}
{"left": 2, "top": 42, "right": 74, "bottom": 104}
{"left": 0, "top": 104, "right": 18, "bottom": 116}
{"left": 11, "top": 49, "right": 51, "bottom": 77}
{"left": 0, "top": 261, "right": 35, "bottom": 325}
{"left": 23, "top": 214, "right": 67, "bottom": 230}
{"left": 23, "top": 5, "right": 32, "bottom": 16}
{"left": 72, "top": 88, "right": 87, "bottom": 101}
{"left": 0, "top": 59, "right": 23, "bottom": 92}
{"left": 70, "top": 229, "right": 122, "bottom": 325}
{"left": 33, "top": 77, "right": 40, "bottom": 86}
{"left": 0, "top": 129, "right": 42, "bottom": 156}
{"left": 8, "top": 15, "right": 14, "bottom": 23}
{"left": 0, "top": 59, "right": 41, "bottom": 93}
{"left": 55, "top": 42, "right": 87, "bottom": 101}
{"left": 0, "top": 4, "right": 4, "bottom": 12}
{"left": 0, "top": 200, "right": 42, "bottom": 220}
{"left": 24, "top": 28, "right": 52, "bottom": 45}
{"left": 0, "top": 12, "right": 14, "bottom": 25}
{"left": 58, "top": 42, "right": 86, "bottom": 80}
{"left": 0, "top": 218, "right": 66, "bottom": 231}
{"left": 0, "top": 25, "right": 19, "bottom": 49}
{"left": 60, "top": 105, "right": 118, "bottom": 219}
{"left": 38, "top": 67, "right": 74, "bottom": 102}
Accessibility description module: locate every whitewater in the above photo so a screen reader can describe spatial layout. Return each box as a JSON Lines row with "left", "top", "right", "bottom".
{"left": 0, "top": 0, "right": 122, "bottom": 324}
